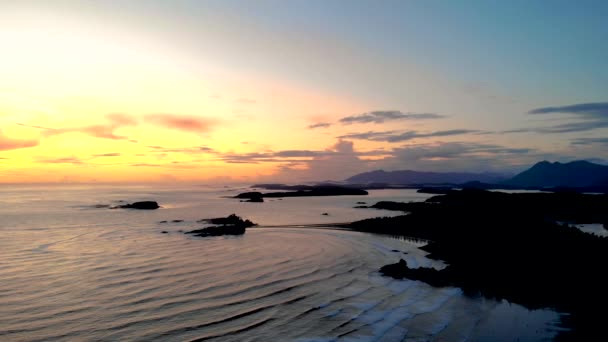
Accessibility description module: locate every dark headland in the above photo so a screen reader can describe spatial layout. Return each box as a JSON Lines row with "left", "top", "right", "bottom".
{"left": 341, "top": 189, "right": 608, "bottom": 340}
{"left": 235, "top": 185, "right": 368, "bottom": 200}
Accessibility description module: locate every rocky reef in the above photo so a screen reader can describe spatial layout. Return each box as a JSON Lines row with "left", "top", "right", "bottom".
{"left": 185, "top": 214, "right": 256, "bottom": 237}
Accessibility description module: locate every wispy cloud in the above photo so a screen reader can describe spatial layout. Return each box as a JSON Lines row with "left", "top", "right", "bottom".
{"left": 216, "top": 144, "right": 387, "bottom": 164}
{"left": 339, "top": 110, "right": 445, "bottom": 124}
{"left": 37, "top": 156, "right": 83, "bottom": 164}
{"left": 17, "top": 123, "right": 53, "bottom": 130}
{"left": 536, "top": 121, "right": 608, "bottom": 133}
{"left": 339, "top": 129, "right": 478, "bottom": 142}
{"left": 91, "top": 153, "right": 121, "bottom": 157}
{"left": 220, "top": 140, "right": 539, "bottom": 181}
{"left": 504, "top": 102, "right": 608, "bottom": 134}
{"left": 338, "top": 131, "right": 396, "bottom": 141}
{"left": 528, "top": 102, "right": 608, "bottom": 118}
{"left": 147, "top": 145, "right": 216, "bottom": 154}
{"left": 38, "top": 113, "right": 138, "bottom": 141}
{"left": 130, "top": 163, "right": 165, "bottom": 167}
{"left": 571, "top": 137, "right": 608, "bottom": 145}
{"left": 387, "top": 129, "right": 479, "bottom": 142}
{"left": 0, "top": 130, "right": 39, "bottom": 151}
{"left": 381, "top": 142, "right": 543, "bottom": 173}
{"left": 392, "top": 142, "right": 533, "bottom": 159}
{"left": 129, "top": 162, "right": 199, "bottom": 169}
{"left": 308, "top": 122, "right": 332, "bottom": 129}
{"left": 20, "top": 112, "right": 218, "bottom": 142}
{"left": 144, "top": 114, "right": 216, "bottom": 133}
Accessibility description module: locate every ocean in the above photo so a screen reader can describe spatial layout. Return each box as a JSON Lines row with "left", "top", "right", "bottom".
{"left": 0, "top": 184, "right": 563, "bottom": 341}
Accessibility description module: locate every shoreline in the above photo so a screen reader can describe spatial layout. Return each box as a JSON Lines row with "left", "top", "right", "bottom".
{"left": 341, "top": 189, "right": 608, "bottom": 340}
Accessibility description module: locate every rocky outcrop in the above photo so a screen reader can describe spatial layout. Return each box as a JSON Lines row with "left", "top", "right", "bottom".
{"left": 186, "top": 214, "right": 256, "bottom": 237}
{"left": 236, "top": 192, "right": 264, "bottom": 202}
{"left": 114, "top": 201, "right": 159, "bottom": 210}
{"left": 380, "top": 259, "right": 450, "bottom": 287}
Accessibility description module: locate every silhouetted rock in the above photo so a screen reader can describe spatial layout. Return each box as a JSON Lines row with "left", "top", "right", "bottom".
{"left": 321, "top": 212, "right": 329, "bottom": 216}
{"left": 239, "top": 192, "right": 264, "bottom": 202}
{"left": 380, "top": 259, "right": 451, "bottom": 287}
{"left": 368, "top": 201, "right": 428, "bottom": 212}
{"left": 356, "top": 201, "right": 366, "bottom": 204}
{"left": 203, "top": 214, "right": 256, "bottom": 226}
{"left": 161, "top": 231, "right": 168, "bottom": 234}
{"left": 235, "top": 191, "right": 263, "bottom": 199}
{"left": 186, "top": 214, "right": 256, "bottom": 237}
{"left": 114, "top": 201, "right": 159, "bottom": 210}
{"left": 186, "top": 225, "right": 246, "bottom": 237}
{"left": 159, "top": 220, "right": 168, "bottom": 223}
{"left": 172, "top": 219, "right": 183, "bottom": 223}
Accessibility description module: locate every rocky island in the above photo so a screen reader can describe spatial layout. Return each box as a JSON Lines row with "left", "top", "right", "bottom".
{"left": 113, "top": 201, "right": 160, "bottom": 210}
{"left": 185, "top": 214, "right": 256, "bottom": 237}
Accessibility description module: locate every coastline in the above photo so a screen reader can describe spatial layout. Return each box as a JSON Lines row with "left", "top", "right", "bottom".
{"left": 341, "top": 189, "right": 608, "bottom": 340}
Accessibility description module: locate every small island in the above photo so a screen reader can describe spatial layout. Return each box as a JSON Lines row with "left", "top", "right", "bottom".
{"left": 185, "top": 214, "right": 256, "bottom": 237}
{"left": 113, "top": 201, "right": 160, "bottom": 210}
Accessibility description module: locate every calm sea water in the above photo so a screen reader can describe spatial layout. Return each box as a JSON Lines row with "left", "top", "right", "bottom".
{"left": 0, "top": 185, "right": 563, "bottom": 341}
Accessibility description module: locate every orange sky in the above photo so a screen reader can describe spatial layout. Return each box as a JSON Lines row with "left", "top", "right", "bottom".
{"left": 1, "top": 2, "right": 606, "bottom": 183}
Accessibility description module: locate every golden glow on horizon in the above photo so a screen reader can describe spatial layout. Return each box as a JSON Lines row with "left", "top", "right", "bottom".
{"left": 0, "top": 9, "right": 375, "bottom": 183}
{"left": 1, "top": 4, "right": 526, "bottom": 184}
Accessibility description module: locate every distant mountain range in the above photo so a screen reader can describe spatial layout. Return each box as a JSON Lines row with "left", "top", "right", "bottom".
{"left": 503, "top": 160, "right": 608, "bottom": 188}
{"left": 345, "top": 169, "right": 508, "bottom": 185}
{"left": 345, "top": 160, "right": 608, "bottom": 189}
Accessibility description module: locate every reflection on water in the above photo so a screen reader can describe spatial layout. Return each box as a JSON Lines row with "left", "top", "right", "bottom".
{"left": 0, "top": 185, "right": 563, "bottom": 341}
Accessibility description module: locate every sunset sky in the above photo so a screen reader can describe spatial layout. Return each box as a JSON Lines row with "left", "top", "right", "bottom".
{"left": 1, "top": 0, "right": 607, "bottom": 183}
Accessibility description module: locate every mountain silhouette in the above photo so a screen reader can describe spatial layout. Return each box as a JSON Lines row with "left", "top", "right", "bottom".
{"left": 345, "top": 169, "right": 506, "bottom": 185}
{"left": 504, "top": 160, "right": 608, "bottom": 188}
